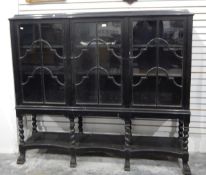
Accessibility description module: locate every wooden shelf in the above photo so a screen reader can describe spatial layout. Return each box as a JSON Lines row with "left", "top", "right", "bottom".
{"left": 75, "top": 68, "right": 121, "bottom": 77}
{"left": 133, "top": 68, "right": 182, "bottom": 77}
{"left": 25, "top": 132, "right": 182, "bottom": 157}
{"left": 132, "top": 44, "right": 183, "bottom": 49}
{"left": 74, "top": 43, "right": 121, "bottom": 49}
{"left": 21, "top": 45, "right": 64, "bottom": 49}
{"left": 26, "top": 132, "right": 70, "bottom": 149}
{"left": 131, "top": 136, "right": 182, "bottom": 155}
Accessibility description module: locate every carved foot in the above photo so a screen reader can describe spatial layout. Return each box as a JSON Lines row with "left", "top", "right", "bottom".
{"left": 70, "top": 156, "right": 77, "bottom": 168}
{"left": 183, "top": 163, "right": 191, "bottom": 175}
{"left": 17, "top": 154, "right": 25, "bottom": 164}
{"left": 124, "top": 158, "right": 130, "bottom": 171}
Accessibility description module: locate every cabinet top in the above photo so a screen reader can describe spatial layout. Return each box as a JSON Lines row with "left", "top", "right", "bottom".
{"left": 10, "top": 10, "right": 193, "bottom": 20}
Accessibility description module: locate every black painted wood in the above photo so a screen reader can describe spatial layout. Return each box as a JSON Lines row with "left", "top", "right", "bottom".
{"left": 23, "top": 132, "right": 183, "bottom": 155}
{"left": 78, "top": 116, "right": 83, "bottom": 134}
{"left": 32, "top": 114, "right": 37, "bottom": 134}
{"left": 69, "top": 116, "right": 76, "bottom": 168}
{"left": 124, "top": 118, "right": 131, "bottom": 171}
{"left": 9, "top": 10, "right": 193, "bottom": 175}
{"left": 16, "top": 114, "right": 25, "bottom": 164}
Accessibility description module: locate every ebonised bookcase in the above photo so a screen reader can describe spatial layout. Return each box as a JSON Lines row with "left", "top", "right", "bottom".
{"left": 9, "top": 10, "right": 193, "bottom": 175}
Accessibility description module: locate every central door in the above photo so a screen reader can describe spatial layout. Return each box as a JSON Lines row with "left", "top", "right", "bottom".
{"left": 71, "top": 19, "right": 123, "bottom": 105}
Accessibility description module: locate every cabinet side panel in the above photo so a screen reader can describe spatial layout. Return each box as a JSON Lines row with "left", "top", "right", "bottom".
{"left": 183, "top": 16, "right": 193, "bottom": 109}
{"left": 10, "top": 21, "right": 22, "bottom": 105}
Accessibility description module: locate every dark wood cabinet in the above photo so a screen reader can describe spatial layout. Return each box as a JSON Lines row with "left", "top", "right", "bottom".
{"left": 10, "top": 11, "right": 193, "bottom": 174}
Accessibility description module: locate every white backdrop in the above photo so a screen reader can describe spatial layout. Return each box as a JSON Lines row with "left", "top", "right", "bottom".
{"left": 0, "top": 0, "right": 18, "bottom": 153}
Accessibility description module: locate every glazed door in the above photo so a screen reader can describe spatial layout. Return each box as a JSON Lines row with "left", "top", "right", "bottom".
{"left": 71, "top": 19, "right": 123, "bottom": 105}
{"left": 157, "top": 19, "right": 184, "bottom": 106}
{"left": 17, "top": 21, "right": 66, "bottom": 104}
{"left": 130, "top": 20, "right": 157, "bottom": 106}
{"left": 130, "top": 17, "right": 185, "bottom": 107}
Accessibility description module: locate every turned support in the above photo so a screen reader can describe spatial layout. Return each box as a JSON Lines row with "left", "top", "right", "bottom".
{"left": 182, "top": 117, "right": 191, "bottom": 175}
{"left": 78, "top": 116, "right": 83, "bottom": 134}
{"left": 129, "top": 119, "right": 132, "bottom": 144}
{"left": 32, "top": 114, "right": 38, "bottom": 134}
{"left": 69, "top": 116, "right": 77, "bottom": 168}
{"left": 124, "top": 118, "right": 131, "bottom": 171}
{"left": 178, "top": 118, "right": 184, "bottom": 138}
{"left": 17, "top": 114, "right": 25, "bottom": 164}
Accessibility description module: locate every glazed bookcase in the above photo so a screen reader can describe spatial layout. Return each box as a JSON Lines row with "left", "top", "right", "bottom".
{"left": 9, "top": 10, "right": 193, "bottom": 175}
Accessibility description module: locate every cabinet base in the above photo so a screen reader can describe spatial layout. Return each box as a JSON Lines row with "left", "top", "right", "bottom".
{"left": 17, "top": 132, "right": 190, "bottom": 174}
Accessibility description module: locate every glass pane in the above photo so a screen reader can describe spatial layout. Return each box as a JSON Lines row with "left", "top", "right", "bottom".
{"left": 97, "top": 22, "right": 122, "bottom": 104}
{"left": 132, "top": 20, "right": 157, "bottom": 105}
{"left": 73, "top": 22, "right": 96, "bottom": 49}
{"left": 158, "top": 20, "right": 184, "bottom": 106}
{"left": 72, "top": 23, "right": 98, "bottom": 104}
{"left": 19, "top": 24, "right": 39, "bottom": 48}
{"left": 132, "top": 48, "right": 156, "bottom": 105}
{"left": 133, "top": 20, "right": 156, "bottom": 45}
{"left": 20, "top": 46, "right": 42, "bottom": 102}
{"left": 20, "top": 43, "right": 42, "bottom": 69}
{"left": 158, "top": 48, "right": 183, "bottom": 106}
{"left": 41, "top": 23, "right": 64, "bottom": 48}
{"left": 133, "top": 47, "right": 156, "bottom": 76}
{"left": 160, "top": 20, "right": 184, "bottom": 45}
{"left": 133, "top": 76, "right": 156, "bottom": 105}
{"left": 22, "top": 71, "right": 43, "bottom": 102}
{"left": 42, "top": 43, "right": 65, "bottom": 103}
{"left": 41, "top": 23, "right": 64, "bottom": 65}
{"left": 157, "top": 76, "right": 182, "bottom": 105}
{"left": 19, "top": 24, "right": 41, "bottom": 66}
{"left": 41, "top": 23, "right": 65, "bottom": 103}
{"left": 76, "top": 72, "right": 98, "bottom": 104}
{"left": 44, "top": 70, "right": 65, "bottom": 103}
{"left": 159, "top": 47, "right": 183, "bottom": 77}
{"left": 18, "top": 24, "right": 43, "bottom": 103}
{"left": 98, "top": 22, "right": 121, "bottom": 44}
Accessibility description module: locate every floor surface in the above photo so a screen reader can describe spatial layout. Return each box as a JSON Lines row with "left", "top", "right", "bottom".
{"left": 0, "top": 150, "right": 205, "bottom": 175}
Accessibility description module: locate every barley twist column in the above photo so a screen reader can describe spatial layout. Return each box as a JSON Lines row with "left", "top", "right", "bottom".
{"left": 124, "top": 118, "right": 131, "bottom": 171}
{"left": 17, "top": 114, "right": 26, "bottom": 164}
{"left": 182, "top": 117, "right": 191, "bottom": 175}
{"left": 70, "top": 116, "right": 77, "bottom": 168}
{"left": 78, "top": 116, "right": 83, "bottom": 134}
{"left": 178, "top": 118, "right": 184, "bottom": 138}
{"left": 32, "top": 114, "right": 37, "bottom": 134}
